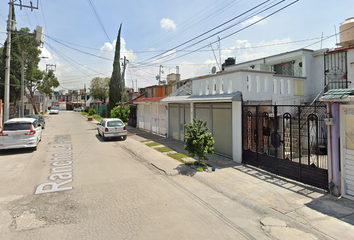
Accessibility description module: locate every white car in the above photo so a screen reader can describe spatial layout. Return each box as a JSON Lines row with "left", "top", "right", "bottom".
{"left": 74, "top": 107, "right": 85, "bottom": 112}
{"left": 49, "top": 106, "right": 59, "bottom": 114}
{"left": 97, "top": 118, "right": 127, "bottom": 141}
{"left": 0, "top": 118, "right": 42, "bottom": 150}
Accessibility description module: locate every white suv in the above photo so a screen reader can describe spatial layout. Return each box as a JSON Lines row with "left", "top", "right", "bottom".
{"left": 0, "top": 118, "right": 42, "bottom": 150}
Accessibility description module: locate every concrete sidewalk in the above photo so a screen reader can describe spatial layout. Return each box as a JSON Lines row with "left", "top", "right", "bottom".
{"left": 125, "top": 125, "right": 354, "bottom": 239}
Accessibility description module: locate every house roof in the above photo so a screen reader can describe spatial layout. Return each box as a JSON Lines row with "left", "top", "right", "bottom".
{"left": 132, "top": 97, "right": 166, "bottom": 103}
{"left": 322, "top": 89, "right": 354, "bottom": 100}
{"left": 161, "top": 92, "right": 242, "bottom": 103}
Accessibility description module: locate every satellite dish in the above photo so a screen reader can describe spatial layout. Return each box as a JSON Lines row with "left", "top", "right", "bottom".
{"left": 211, "top": 66, "right": 216, "bottom": 74}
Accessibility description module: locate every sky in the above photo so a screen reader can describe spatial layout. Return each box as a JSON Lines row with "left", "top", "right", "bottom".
{"left": 0, "top": 0, "right": 353, "bottom": 93}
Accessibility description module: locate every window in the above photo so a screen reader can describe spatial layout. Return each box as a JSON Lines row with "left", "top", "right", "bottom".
{"left": 272, "top": 61, "right": 294, "bottom": 76}
{"left": 165, "top": 86, "right": 168, "bottom": 95}
{"left": 273, "top": 79, "right": 277, "bottom": 94}
{"left": 287, "top": 80, "right": 291, "bottom": 94}
{"left": 247, "top": 75, "right": 252, "bottom": 92}
{"left": 107, "top": 120, "right": 123, "bottom": 127}
{"left": 265, "top": 77, "right": 269, "bottom": 92}
{"left": 151, "top": 88, "right": 155, "bottom": 97}
{"left": 280, "top": 79, "right": 284, "bottom": 94}
{"left": 4, "top": 123, "right": 31, "bottom": 131}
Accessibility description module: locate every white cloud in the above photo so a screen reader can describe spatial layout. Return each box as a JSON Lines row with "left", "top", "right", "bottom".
{"left": 99, "top": 37, "right": 137, "bottom": 62}
{"left": 160, "top": 18, "right": 176, "bottom": 30}
{"left": 241, "top": 16, "right": 266, "bottom": 26}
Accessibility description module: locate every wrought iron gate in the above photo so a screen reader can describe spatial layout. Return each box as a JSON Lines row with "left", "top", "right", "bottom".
{"left": 242, "top": 104, "right": 328, "bottom": 190}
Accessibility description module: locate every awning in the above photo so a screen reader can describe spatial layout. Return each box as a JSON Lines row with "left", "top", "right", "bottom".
{"left": 160, "top": 92, "right": 242, "bottom": 103}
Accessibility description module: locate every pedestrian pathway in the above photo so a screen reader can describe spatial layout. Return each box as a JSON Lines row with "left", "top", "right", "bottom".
{"left": 124, "top": 125, "right": 354, "bottom": 240}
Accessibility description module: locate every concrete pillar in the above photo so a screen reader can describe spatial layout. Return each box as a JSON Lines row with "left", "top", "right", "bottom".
{"left": 232, "top": 101, "right": 242, "bottom": 163}
{"left": 330, "top": 103, "right": 341, "bottom": 195}
{"left": 190, "top": 102, "right": 194, "bottom": 121}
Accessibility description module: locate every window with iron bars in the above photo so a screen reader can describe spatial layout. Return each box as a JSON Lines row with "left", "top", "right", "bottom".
{"left": 272, "top": 61, "right": 294, "bottom": 76}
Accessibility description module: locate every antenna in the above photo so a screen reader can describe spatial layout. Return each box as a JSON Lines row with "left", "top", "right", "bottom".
{"left": 334, "top": 25, "right": 338, "bottom": 45}
{"left": 210, "top": 43, "right": 221, "bottom": 71}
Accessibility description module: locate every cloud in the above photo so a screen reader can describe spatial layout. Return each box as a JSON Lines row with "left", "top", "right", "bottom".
{"left": 241, "top": 15, "right": 266, "bottom": 26}
{"left": 99, "top": 37, "right": 137, "bottom": 62}
{"left": 160, "top": 18, "right": 176, "bottom": 30}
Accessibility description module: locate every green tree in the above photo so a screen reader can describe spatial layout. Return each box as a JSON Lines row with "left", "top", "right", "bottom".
{"left": 89, "top": 77, "right": 109, "bottom": 102}
{"left": 109, "top": 23, "right": 123, "bottom": 116}
{"left": 110, "top": 102, "right": 130, "bottom": 123}
{"left": 184, "top": 119, "right": 214, "bottom": 164}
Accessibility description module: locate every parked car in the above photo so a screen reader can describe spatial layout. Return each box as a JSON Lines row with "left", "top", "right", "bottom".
{"left": 97, "top": 118, "right": 127, "bottom": 141}
{"left": 74, "top": 107, "right": 84, "bottom": 112}
{"left": 49, "top": 106, "right": 59, "bottom": 114}
{"left": 23, "top": 115, "right": 45, "bottom": 129}
{"left": 0, "top": 118, "right": 42, "bottom": 150}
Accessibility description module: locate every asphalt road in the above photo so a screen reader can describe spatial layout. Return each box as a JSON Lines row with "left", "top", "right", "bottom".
{"left": 0, "top": 111, "right": 324, "bottom": 239}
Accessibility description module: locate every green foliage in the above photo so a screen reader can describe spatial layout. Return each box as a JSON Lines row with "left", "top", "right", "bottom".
{"left": 89, "top": 77, "right": 109, "bottom": 101}
{"left": 88, "top": 108, "right": 96, "bottom": 116}
{"left": 110, "top": 102, "right": 130, "bottom": 123}
{"left": 38, "top": 70, "right": 60, "bottom": 94}
{"left": 84, "top": 108, "right": 89, "bottom": 113}
{"left": 109, "top": 23, "right": 123, "bottom": 115}
{"left": 184, "top": 119, "right": 214, "bottom": 163}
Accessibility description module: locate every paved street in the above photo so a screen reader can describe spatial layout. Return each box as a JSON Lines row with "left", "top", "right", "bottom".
{"left": 0, "top": 111, "right": 265, "bottom": 239}
{"left": 0, "top": 111, "right": 353, "bottom": 240}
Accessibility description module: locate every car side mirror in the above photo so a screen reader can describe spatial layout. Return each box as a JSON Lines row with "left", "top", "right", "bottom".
{"left": 97, "top": 123, "right": 101, "bottom": 125}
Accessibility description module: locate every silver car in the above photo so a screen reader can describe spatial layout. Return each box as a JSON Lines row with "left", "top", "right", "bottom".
{"left": 0, "top": 118, "right": 42, "bottom": 150}
{"left": 97, "top": 118, "right": 127, "bottom": 141}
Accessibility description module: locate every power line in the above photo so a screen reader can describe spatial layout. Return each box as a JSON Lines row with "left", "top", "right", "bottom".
{"left": 150, "top": 0, "right": 299, "bottom": 66}
{"left": 87, "top": 0, "right": 112, "bottom": 43}
{"left": 139, "top": 0, "right": 274, "bottom": 64}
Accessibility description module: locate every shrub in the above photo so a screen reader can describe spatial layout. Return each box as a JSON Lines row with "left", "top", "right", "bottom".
{"left": 110, "top": 102, "right": 130, "bottom": 123}
{"left": 84, "top": 108, "right": 89, "bottom": 113}
{"left": 184, "top": 119, "right": 214, "bottom": 164}
{"left": 88, "top": 109, "right": 96, "bottom": 116}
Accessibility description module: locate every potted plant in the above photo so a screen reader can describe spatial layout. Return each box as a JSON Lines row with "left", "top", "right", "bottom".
{"left": 88, "top": 109, "right": 96, "bottom": 121}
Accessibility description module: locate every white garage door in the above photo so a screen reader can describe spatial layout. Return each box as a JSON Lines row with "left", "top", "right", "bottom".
{"left": 212, "top": 104, "right": 232, "bottom": 157}
{"left": 341, "top": 105, "right": 354, "bottom": 200}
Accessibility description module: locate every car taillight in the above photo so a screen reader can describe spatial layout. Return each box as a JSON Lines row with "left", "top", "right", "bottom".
{"left": 105, "top": 128, "right": 109, "bottom": 132}
{"left": 25, "top": 125, "right": 36, "bottom": 135}
{"left": 0, "top": 128, "right": 8, "bottom": 137}
{"left": 124, "top": 126, "right": 126, "bottom": 130}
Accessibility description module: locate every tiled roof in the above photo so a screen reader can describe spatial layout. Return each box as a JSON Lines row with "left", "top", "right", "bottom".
{"left": 323, "top": 89, "right": 354, "bottom": 99}
{"left": 132, "top": 97, "right": 165, "bottom": 103}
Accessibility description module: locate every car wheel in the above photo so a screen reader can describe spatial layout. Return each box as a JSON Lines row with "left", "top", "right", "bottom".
{"left": 97, "top": 129, "right": 101, "bottom": 136}
{"left": 42, "top": 123, "right": 45, "bottom": 129}
{"left": 102, "top": 133, "right": 107, "bottom": 141}
{"left": 122, "top": 136, "right": 127, "bottom": 141}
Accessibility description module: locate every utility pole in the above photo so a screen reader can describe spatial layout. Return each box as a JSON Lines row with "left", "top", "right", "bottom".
{"left": 121, "top": 56, "right": 128, "bottom": 113}
{"left": 4, "top": 0, "right": 14, "bottom": 121}
{"left": 21, "top": 51, "right": 24, "bottom": 117}
{"left": 158, "top": 65, "right": 164, "bottom": 85}
{"left": 84, "top": 84, "right": 87, "bottom": 107}
{"left": 4, "top": 0, "right": 40, "bottom": 120}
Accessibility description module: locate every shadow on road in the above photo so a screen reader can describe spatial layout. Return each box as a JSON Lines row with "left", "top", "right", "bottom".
{"left": 0, "top": 148, "right": 36, "bottom": 155}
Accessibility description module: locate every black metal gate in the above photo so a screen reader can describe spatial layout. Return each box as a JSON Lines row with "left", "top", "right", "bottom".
{"left": 242, "top": 104, "right": 328, "bottom": 190}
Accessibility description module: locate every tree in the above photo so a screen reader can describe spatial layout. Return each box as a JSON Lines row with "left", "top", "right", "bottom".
{"left": 184, "top": 119, "right": 215, "bottom": 165}
{"left": 0, "top": 25, "right": 58, "bottom": 114}
{"left": 109, "top": 23, "right": 123, "bottom": 116}
{"left": 110, "top": 102, "right": 130, "bottom": 123}
{"left": 89, "top": 77, "right": 109, "bottom": 102}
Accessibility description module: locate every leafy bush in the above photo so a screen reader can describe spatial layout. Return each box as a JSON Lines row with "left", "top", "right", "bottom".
{"left": 110, "top": 102, "right": 130, "bottom": 123}
{"left": 84, "top": 108, "right": 89, "bottom": 113}
{"left": 88, "top": 109, "right": 96, "bottom": 116}
{"left": 184, "top": 119, "right": 214, "bottom": 163}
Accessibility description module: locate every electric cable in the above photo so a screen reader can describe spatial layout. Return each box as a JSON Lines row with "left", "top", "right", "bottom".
{"left": 139, "top": 0, "right": 275, "bottom": 64}
{"left": 87, "top": 0, "right": 112, "bottom": 43}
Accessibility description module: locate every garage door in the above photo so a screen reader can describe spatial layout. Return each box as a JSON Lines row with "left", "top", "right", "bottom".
{"left": 212, "top": 104, "right": 232, "bottom": 157}
{"left": 169, "top": 105, "right": 179, "bottom": 140}
{"left": 342, "top": 105, "right": 354, "bottom": 200}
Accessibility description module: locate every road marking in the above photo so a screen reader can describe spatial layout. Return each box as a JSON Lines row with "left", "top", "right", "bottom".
{"left": 35, "top": 135, "right": 74, "bottom": 194}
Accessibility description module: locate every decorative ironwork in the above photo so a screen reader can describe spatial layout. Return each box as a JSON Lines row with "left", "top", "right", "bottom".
{"left": 242, "top": 104, "right": 328, "bottom": 190}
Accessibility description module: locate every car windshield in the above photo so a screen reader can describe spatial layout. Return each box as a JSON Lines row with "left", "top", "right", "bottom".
{"left": 107, "top": 121, "right": 123, "bottom": 127}
{"left": 3, "top": 123, "right": 31, "bottom": 131}
{"left": 51, "top": 107, "right": 59, "bottom": 110}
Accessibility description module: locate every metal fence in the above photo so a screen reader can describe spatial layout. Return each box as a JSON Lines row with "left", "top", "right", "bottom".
{"left": 242, "top": 104, "right": 328, "bottom": 190}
